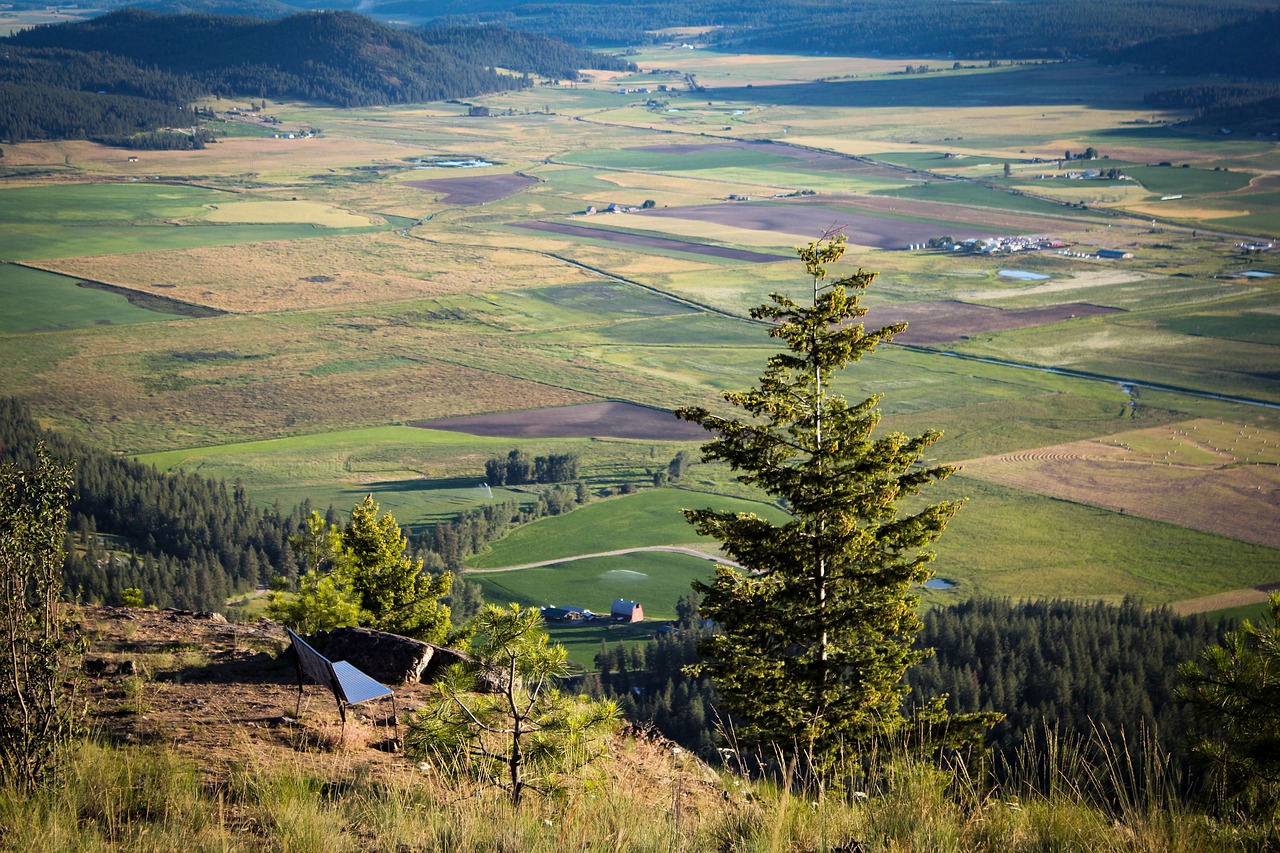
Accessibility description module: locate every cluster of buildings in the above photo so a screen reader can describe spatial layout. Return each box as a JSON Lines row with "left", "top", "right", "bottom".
{"left": 541, "top": 599, "right": 644, "bottom": 624}
{"left": 912, "top": 236, "right": 1068, "bottom": 254}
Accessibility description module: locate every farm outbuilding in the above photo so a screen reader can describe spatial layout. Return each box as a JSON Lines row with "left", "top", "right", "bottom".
{"left": 1096, "top": 249, "right": 1134, "bottom": 259}
{"left": 611, "top": 599, "right": 644, "bottom": 622}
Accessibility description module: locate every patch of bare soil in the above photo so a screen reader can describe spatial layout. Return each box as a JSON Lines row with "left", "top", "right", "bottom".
{"left": 637, "top": 198, "right": 1029, "bottom": 249}
{"left": 413, "top": 401, "right": 710, "bottom": 440}
{"left": 403, "top": 174, "right": 538, "bottom": 205}
{"left": 867, "top": 300, "right": 1122, "bottom": 345}
{"left": 1170, "top": 583, "right": 1280, "bottom": 616}
{"left": 76, "top": 606, "right": 727, "bottom": 813}
{"left": 812, "top": 193, "right": 1080, "bottom": 234}
{"left": 79, "top": 606, "right": 417, "bottom": 780}
{"left": 509, "top": 221, "right": 788, "bottom": 263}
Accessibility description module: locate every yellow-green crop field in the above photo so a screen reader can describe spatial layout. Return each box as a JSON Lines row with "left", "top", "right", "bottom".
{"left": 3, "top": 45, "right": 1277, "bottom": 619}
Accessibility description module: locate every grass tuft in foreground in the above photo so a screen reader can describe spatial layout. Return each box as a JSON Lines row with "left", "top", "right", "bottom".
{"left": 0, "top": 728, "right": 1272, "bottom": 851}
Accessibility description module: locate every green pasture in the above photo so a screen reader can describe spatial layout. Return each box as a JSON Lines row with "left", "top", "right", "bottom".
{"left": 472, "top": 550, "right": 718, "bottom": 620}
{"left": 138, "top": 425, "right": 715, "bottom": 528}
{"left": 467, "top": 487, "right": 789, "bottom": 569}
{"left": 0, "top": 183, "right": 233, "bottom": 225}
{"left": 206, "top": 119, "right": 282, "bottom": 139}
{"left": 0, "top": 222, "right": 387, "bottom": 262}
{"left": 558, "top": 147, "right": 793, "bottom": 173}
{"left": 964, "top": 273, "right": 1245, "bottom": 313}
{"left": 139, "top": 425, "right": 509, "bottom": 470}
{"left": 1156, "top": 291, "right": 1280, "bottom": 346}
{"left": 1125, "top": 165, "right": 1253, "bottom": 197}
{"left": 0, "top": 182, "right": 393, "bottom": 261}
{"left": 932, "top": 476, "right": 1280, "bottom": 603}
{"left": 458, "top": 465, "right": 1280, "bottom": 649}
{"left": 870, "top": 151, "right": 974, "bottom": 172}
{"left": 0, "top": 265, "right": 172, "bottom": 333}
{"left": 941, "top": 313, "right": 1280, "bottom": 404}
{"left": 1203, "top": 600, "right": 1275, "bottom": 628}
{"left": 534, "top": 167, "right": 652, "bottom": 198}
{"left": 873, "top": 181, "right": 1097, "bottom": 217}
{"left": 535, "top": 313, "right": 760, "bottom": 347}
{"left": 890, "top": 390, "right": 1186, "bottom": 460}
{"left": 505, "top": 280, "right": 701, "bottom": 328}
{"left": 595, "top": 340, "right": 1136, "bottom": 438}
{"left": 1207, "top": 211, "right": 1280, "bottom": 238}
{"left": 1089, "top": 127, "right": 1275, "bottom": 157}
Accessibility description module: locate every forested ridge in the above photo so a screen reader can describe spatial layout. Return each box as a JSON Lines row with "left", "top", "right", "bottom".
{"left": 592, "top": 596, "right": 1231, "bottom": 777}
{"left": 0, "top": 400, "right": 586, "bottom": 615}
{"left": 416, "top": 0, "right": 1274, "bottom": 58}
{"left": 0, "top": 398, "right": 304, "bottom": 609}
{"left": 1105, "top": 10, "right": 1280, "bottom": 79}
{"left": 0, "top": 9, "right": 632, "bottom": 141}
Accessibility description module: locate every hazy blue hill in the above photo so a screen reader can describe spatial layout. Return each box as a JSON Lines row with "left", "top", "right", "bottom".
{"left": 126, "top": 0, "right": 302, "bottom": 19}
{"left": 1, "top": 8, "right": 633, "bottom": 131}
{"left": 1105, "top": 10, "right": 1280, "bottom": 79}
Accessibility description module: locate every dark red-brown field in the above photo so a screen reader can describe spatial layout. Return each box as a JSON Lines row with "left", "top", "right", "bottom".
{"left": 867, "top": 300, "right": 1122, "bottom": 344}
{"left": 403, "top": 174, "right": 538, "bottom": 205}
{"left": 637, "top": 200, "right": 1014, "bottom": 249}
{"left": 509, "top": 221, "right": 787, "bottom": 263}
{"left": 413, "top": 401, "right": 710, "bottom": 440}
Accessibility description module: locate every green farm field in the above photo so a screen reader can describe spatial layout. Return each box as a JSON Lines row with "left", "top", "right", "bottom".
{"left": 0, "top": 265, "right": 173, "bottom": 333}
{"left": 467, "top": 488, "right": 790, "bottom": 569}
{"left": 2, "top": 43, "right": 1278, "bottom": 629}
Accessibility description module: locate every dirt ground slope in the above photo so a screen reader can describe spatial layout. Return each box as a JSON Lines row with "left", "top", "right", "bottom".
{"left": 75, "top": 605, "right": 724, "bottom": 809}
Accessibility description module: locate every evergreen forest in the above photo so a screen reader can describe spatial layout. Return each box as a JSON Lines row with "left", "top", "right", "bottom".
{"left": 0, "top": 10, "right": 632, "bottom": 141}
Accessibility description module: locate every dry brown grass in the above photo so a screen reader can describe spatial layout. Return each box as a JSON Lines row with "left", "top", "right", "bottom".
{"left": 1170, "top": 585, "right": 1279, "bottom": 616}
{"left": 606, "top": 212, "right": 812, "bottom": 247}
{"left": 2, "top": 137, "right": 445, "bottom": 181}
{"left": 197, "top": 199, "right": 377, "bottom": 226}
{"left": 959, "top": 419, "right": 1280, "bottom": 548}
{"left": 21, "top": 316, "right": 602, "bottom": 451}
{"left": 1125, "top": 203, "right": 1250, "bottom": 221}
{"left": 40, "top": 232, "right": 602, "bottom": 313}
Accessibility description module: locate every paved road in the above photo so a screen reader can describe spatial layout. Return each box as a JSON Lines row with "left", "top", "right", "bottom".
{"left": 463, "top": 546, "right": 742, "bottom": 574}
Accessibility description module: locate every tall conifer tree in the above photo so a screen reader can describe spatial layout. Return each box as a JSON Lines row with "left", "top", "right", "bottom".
{"left": 678, "top": 236, "right": 960, "bottom": 762}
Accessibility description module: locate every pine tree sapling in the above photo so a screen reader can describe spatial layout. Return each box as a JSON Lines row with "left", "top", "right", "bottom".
{"left": 342, "top": 495, "right": 452, "bottom": 642}
{"left": 1179, "top": 593, "right": 1280, "bottom": 816}
{"left": 405, "top": 604, "right": 619, "bottom": 805}
{"left": 677, "top": 236, "right": 961, "bottom": 762}
{"left": 0, "top": 445, "right": 85, "bottom": 788}
{"left": 267, "top": 498, "right": 453, "bottom": 642}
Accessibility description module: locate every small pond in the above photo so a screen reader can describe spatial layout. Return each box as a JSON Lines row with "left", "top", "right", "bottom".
{"left": 998, "top": 269, "right": 1051, "bottom": 281}
{"left": 411, "top": 158, "right": 495, "bottom": 169}
{"left": 924, "top": 577, "right": 956, "bottom": 590}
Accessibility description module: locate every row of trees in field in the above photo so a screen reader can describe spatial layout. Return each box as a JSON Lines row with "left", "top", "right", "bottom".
{"left": 483, "top": 449, "right": 580, "bottom": 487}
